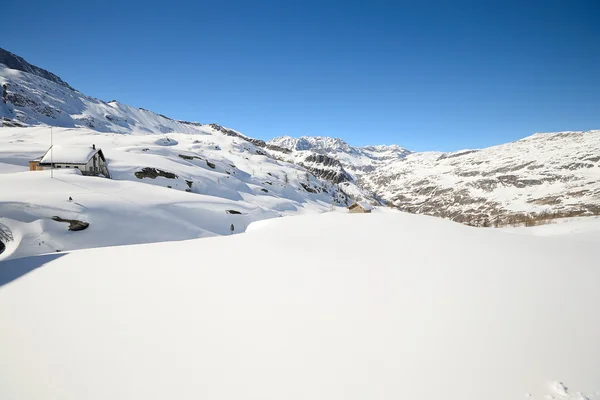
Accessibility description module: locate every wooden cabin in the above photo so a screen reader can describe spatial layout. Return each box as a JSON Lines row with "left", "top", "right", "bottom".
{"left": 348, "top": 201, "right": 374, "bottom": 213}
{"left": 31, "top": 144, "right": 110, "bottom": 177}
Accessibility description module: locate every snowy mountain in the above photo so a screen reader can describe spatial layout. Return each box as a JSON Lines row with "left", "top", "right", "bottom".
{"left": 2, "top": 46, "right": 599, "bottom": 232}
{"left": 0, "top": 125, "right": 359, "bottom": 260}
{"left": 0, "top": 48, "right": 73, "bottom": 89}
{"left": 0, "top": 48, "right": 204, "bottom": 134}
{"left": 363, "top": 131, "right": 600, "bottom": 225}
{"left": 268, "top": 132, "right": 600, "bottom": 225}
{"left": 267, "top": 135, "right": 411, "bottom": 200}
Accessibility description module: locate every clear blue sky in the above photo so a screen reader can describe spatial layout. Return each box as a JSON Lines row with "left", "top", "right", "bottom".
{"left": 2, "top": 0, "right": 599, "bottom": 151}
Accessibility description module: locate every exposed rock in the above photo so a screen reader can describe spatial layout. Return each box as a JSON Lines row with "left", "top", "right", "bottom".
{"left": 134, "top": 168, "right": 178, "bottom": 180}
{"left": 300, "top": 182, "right": 317, "bottom": 193}
{"left": 51, "top": 216, "right": 89, "bottom": 231}
{"left": 299, "top": 154, "right": 353, "bottom": 184}
{"left": 178, "top": 154, "right": 202, "bottom": 161}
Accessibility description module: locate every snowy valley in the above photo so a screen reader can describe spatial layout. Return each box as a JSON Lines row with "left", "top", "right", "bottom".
{"left": 2, "top": 45, "right": 600, "bottom": 234}
{"left": 2, "top": 43, "right": 600, "bottom": 400}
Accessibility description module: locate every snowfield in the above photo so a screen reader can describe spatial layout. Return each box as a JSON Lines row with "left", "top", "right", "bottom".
{"left": 1, "top": 212, "right": 600, "bottom": 400}
{"left": 2, "top": 46, "right": 600, "bottom": 400}
{"left": 0, "top": 126, "right": 350, "bottom": 260}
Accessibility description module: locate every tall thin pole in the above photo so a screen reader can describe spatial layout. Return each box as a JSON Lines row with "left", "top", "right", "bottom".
{"left": 50, "top": 127, "right": 53, "bottom": 178}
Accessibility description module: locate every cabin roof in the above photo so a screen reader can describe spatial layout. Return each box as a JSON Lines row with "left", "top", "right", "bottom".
{"left": 39, "top": 145, "right": 105, "bottom": 165}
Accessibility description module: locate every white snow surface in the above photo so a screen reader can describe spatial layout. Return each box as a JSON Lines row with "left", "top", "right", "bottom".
{"left": 1, "top": 212, "right": 600, "bottom": 400}
{"left": 0, "top": 127, "right": 347, "bottom": 260}
{"left": 503, "top": 216, "right": 600, "bottom": 243}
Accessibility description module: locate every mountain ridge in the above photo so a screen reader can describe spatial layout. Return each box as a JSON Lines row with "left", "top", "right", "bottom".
{"left": 0, "top": 48, "right": 73, "bottom": 90}
{"left": 2, "top": 48, "right": 599, "bottom": 226}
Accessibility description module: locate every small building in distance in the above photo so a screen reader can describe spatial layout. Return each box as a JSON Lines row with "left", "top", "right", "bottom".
{"left": 31, "top": 144, "right": 110, "bottom": 178}
{"left": 348, "top": 201, "right": 374, "bottom": 214}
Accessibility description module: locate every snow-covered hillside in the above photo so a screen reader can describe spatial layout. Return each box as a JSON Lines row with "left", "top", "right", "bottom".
{"left": 365, "top": 130, "right": 600, "bottom": 224}
{"left": 2, "top": 46, "right": 600, "bottom": 228}
{"left": 0, "top": 48, "right": 204, "bottom": 134}
{"left": 269, "top": 135, "right": 411, "bottom": 175}
{"left": 269, "top": 131, "right": 600, "bottom": 225}
{"left": 0, "top": 126, "right": 351, "bottom": 260}
{"left": 1, "top": 212, "right": 600, "bottom": 400}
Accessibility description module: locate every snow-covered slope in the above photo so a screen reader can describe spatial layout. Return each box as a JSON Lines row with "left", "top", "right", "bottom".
{"left": 1, "top": 212, "right": 600, "bottom": 400}
{"left": 0, "top": 126, "right": 350, "bottom": 260}
{"left": 2, "top": 47, "right": 599, "bottom": 227}
{"left": 269, "top": 132, "right": 600, "bottom": 225}
{"left": 0, "top": 48, "right": 203, "bottom": 134}
{"left": 268, "top": 135, "right": 411, "bottom": 173}
{"left": 365, "top": 130, "right": 600, "bottom": 225}
{"left": 267, "top": 135, "right": 410, "bottom": 202}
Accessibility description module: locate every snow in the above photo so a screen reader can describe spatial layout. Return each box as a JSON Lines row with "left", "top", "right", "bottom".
{"left": 0, "top": 63, "right": 204, "bottom": 135}
{"left": 4, "top": 56, "right": 599, "bottom": 222}
{"left": 0, "top": 127, "right": 348, "bottom": 260}
{"left": 551, "top": 381, "right": 569, "bottom": 397}
{"left": 1, "top": 212, "right": 600, "bottom": 400}
{"left": 270, "top": 131, "right": 600, "bottom": 220}
{"left": 502, "top": 216, "right": 600, "bottom": 244}
{"left": 2, "top": 48, "right": 600, "bottom": 400}
{"left": 38, "top": 144, "right": 99, "bottom": 164}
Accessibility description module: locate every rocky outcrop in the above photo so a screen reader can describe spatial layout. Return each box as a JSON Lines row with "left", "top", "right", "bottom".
{"left": 134, "top": 168, "right": 178, "bottom": 179}
{"left": 51, "top": 216, "right": 89, "bottom": 231}
{"left": 209, "top": 123, "right": 291, "bottom": 154}
{"left": 299, "top": 154, "right": 353, "bottom": 184}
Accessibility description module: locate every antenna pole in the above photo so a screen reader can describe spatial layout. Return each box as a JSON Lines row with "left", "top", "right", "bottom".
{"left": 50, "top": 127, "right": 54, "bottom": 178}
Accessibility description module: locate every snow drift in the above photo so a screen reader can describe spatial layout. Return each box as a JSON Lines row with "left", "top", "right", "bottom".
{"left": 1, "top": 212, "right": 599, "bottom": 400}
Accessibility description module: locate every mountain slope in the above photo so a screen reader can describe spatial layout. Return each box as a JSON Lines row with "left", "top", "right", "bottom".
{"left": 268, "top": 131, "right": 600, "bottom": 225}
{"left": 0, "top": 48, "right": 73, "bottom": 89}
{"left": 2, "top": 47, "right": 599, "bottom": 227}
{"left": 0, "top": 50, "right": 204, "bottom": 134}
{"left": 365, "top": 130, "right": 600, "bottom": 224}
{"left": 0, "top": 126, "right": 354, "bottom": 260}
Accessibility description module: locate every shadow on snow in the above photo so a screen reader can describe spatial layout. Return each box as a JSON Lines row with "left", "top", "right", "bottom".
{"left": 0, "top": 253, "right": 66, "bottom": 287}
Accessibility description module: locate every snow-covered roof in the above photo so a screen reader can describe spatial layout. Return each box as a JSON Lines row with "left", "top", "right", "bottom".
{"left": 349, "top": 201, "right": 374, "bottom": 211}
{"left": 39, "top": 145, "right": 103, "bottom": 164}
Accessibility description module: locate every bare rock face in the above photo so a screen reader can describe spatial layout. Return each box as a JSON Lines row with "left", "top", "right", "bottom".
{"left": 299, "top": 154, "right": 353, "bottom": 184}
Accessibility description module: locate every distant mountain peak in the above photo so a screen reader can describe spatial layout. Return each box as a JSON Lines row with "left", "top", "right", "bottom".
{"left": 268, "top": 136, "right": 363, "bottom": 154}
